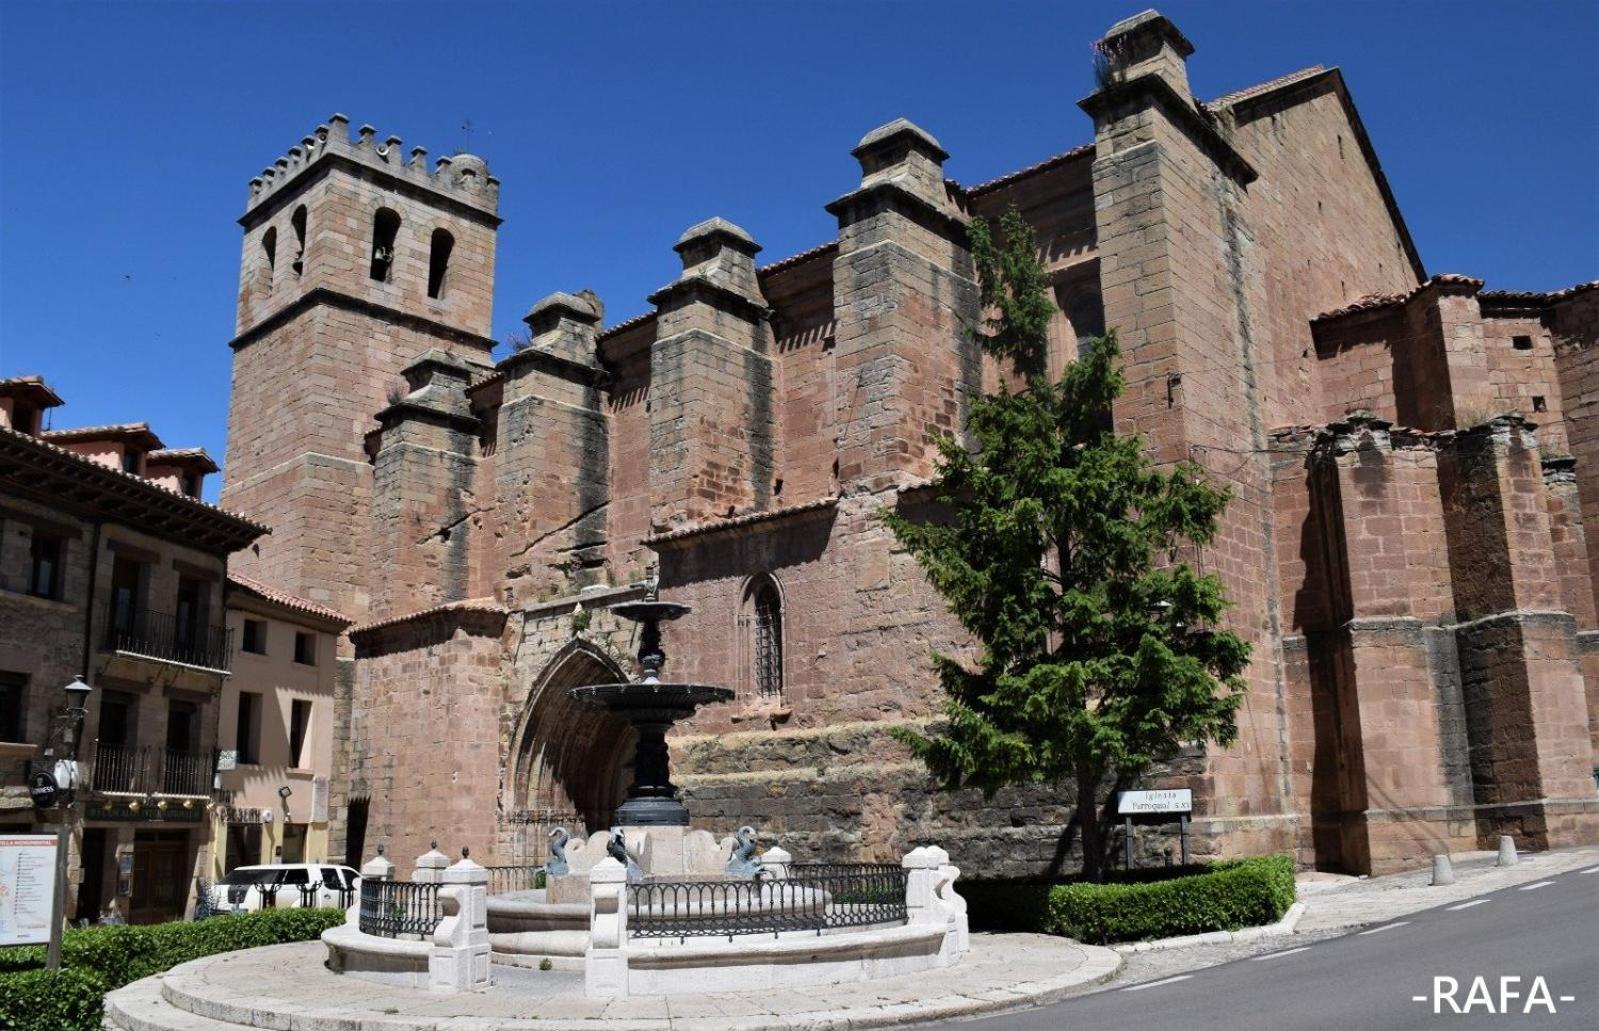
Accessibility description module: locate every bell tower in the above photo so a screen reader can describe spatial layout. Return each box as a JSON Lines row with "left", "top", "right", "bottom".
{"left": 220, "top": 114, "right": 500, "bottom": 622}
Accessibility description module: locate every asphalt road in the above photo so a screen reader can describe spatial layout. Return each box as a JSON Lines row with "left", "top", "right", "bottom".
{"left": 960, "top": 864, "right": 1599, "bottom": 1031}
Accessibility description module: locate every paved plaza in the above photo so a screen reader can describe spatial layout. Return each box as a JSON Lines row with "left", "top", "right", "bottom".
{"left": 106, "top": 932, "right": 1121, "bottom": 1030}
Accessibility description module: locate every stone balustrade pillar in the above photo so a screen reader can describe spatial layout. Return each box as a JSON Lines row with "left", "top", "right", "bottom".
{"left": 903, "top": 845, "right": 967, "bottom": 966}
{"left": 352, "top": 847, "right": 395, "bottom": 926}
{"left": 901, "top": 845, "right": 949, "bottom": 926}
{"left": 585, "top": 856, "right": 629, "bottom": 999}
{"left": 760, "top": 845, "right": 791, "bottom": 880}
{"left": 412, "top": 842, "right": 449, "bottom": 884}
{"left": 429, "top": 851, "right": 491, "bottom": 992}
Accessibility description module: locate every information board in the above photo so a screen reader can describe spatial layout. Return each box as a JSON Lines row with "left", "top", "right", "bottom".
{"left": 1117, "top": 788, "right": 1193, "bottom": 815}
{"left": 0, "top": 835, "right": 58, "bottom": 946}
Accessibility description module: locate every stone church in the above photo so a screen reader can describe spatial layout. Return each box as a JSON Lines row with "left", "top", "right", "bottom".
{"left": 221, "top": 11, "right": 1599, "bottom": 878}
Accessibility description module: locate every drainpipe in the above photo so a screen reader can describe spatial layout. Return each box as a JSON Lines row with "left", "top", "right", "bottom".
{"left": 81, "top": 519, "right": 102, "bottom": 679}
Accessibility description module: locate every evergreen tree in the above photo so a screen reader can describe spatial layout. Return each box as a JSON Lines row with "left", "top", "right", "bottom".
{"left": 886, "top": 207, "right": 1250, "bottom": 881}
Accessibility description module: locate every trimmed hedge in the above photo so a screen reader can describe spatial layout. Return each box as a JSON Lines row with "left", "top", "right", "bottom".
{"left": 0, "top": 968, "right": 106, "bottom": 1031}
{"left": 0, "top": 907, "right": 344, "bottom": 1031}
{"left": 1047, "top": 856, "right": 1295, "bottom": 943}
{"left": 966, "top": 855, "right": 1296, "bottom": 944}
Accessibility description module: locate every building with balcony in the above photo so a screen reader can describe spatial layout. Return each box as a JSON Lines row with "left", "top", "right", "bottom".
{"left": 214, "top": 573, "right": 350, "bottom": 874}
{"left": 0, "top": 376, "right": 267, "bottom": 923}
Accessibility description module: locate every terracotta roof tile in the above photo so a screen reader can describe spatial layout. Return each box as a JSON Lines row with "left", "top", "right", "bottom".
{"left": 1207, "top": 65, "right": 1329, "bottom": 109}
{"left": 757, "top": 241, "right": 839, "bottom": 277}
{"left": 0, "top": 424, "right": 268, "bottom": 536}
{"left": 0, "top": 375, "right": 64, "bottom": 406}
{"left": 41, "top": 421, "right": 163, "bottom": 446}
{"left": 1478, "top": 280, "right": 1599, "bottom": 307}
{"left": 1311, "top": 274, "right": 1484, "bottom": 323}
{"left": 348, "top": 598, "right": 508, "bottom": 638}
{"left": 963, "top": 144, "right": 1095, "bottom": 197}
{"left": 597, "top": 310, "right": 657, "bottom": 342}
{"left": 644, "top": 495, "right": 838, "bottom": 545}
{"left": 228, "top": 572, "right": 350, "bottom": 625}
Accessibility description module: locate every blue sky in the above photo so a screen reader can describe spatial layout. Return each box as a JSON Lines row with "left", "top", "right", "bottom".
{"left": 1, "top": 1, "right": 1595, "bottom": 501}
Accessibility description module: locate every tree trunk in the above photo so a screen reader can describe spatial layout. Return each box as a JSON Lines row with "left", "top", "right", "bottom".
{"left": 1077, "top": 763, "right": 1103, "bottom": 882}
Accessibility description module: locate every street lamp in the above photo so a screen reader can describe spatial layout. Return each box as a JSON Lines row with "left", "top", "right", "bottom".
{"left": 46, "top": 674, "right": 92, "bottom": 970}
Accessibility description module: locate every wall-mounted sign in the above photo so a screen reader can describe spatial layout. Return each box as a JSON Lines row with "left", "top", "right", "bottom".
{"left": 222, "top": 806, "right": 266, "bottom": 825}
{"left": 84, "top": 800, "right": 203, "bottom": 823}
{"left": 1117, "top": 789, "right": 1193, "bottom": 815}
{"left": 28, "top": 771, "right": 58, "bottom": 810}
{"left": 216, "top": 750, "right": 238, "bottom": 772}
{"left": 0, "top": 835, "right": 57, "bottom": 945}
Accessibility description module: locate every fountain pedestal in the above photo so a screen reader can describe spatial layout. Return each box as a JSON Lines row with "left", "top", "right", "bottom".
{"left": 568, "top": 600, "right": 732, "bottom": 828}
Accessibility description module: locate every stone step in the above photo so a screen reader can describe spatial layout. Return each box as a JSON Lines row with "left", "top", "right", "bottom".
{"left": 104, "top": 976, "right": 255, "bottom": 1031}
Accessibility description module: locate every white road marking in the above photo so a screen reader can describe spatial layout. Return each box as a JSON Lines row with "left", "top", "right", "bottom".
{"left": 1358, "top": 921, "right": 1410, "bottom": 935}
{"left": 1123, "top": 975, "right": 1192, "bottom": 992}
{"left": 1251, "top": 946, "right": 1311, "bottom": 961}
{"left": 1518, "top": 880, "right": 1555, "bottom": 891}
{"left": 1578, "top": 865, "right": 1599, "bottom": 874}
{"left": 1447, "top": 899, "right": 1490, "bottom": 911}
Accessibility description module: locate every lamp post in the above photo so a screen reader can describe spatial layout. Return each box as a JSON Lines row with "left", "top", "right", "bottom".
{"left": 46, "top": 675, "right": 92, "bottom": 970}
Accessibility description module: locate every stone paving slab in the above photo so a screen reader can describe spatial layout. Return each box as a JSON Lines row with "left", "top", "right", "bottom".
{"left": 105, "top": 933, "right": 1122, "bottom": 1031}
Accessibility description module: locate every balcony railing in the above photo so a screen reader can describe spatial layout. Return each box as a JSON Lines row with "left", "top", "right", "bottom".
{"left": 91, "top": 742, "right": 216, "bottom": 796}
{"left": 104, "top": 609, "right": 231, "bottom": 671}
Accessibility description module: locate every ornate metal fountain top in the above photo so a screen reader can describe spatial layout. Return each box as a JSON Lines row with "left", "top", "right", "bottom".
{"left": 568, "top": 598, "right": 733, "bottom": 826}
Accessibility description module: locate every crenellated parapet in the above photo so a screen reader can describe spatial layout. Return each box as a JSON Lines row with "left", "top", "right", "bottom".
{"left": 244, "top": 113, "right": 500, "bottom": 221}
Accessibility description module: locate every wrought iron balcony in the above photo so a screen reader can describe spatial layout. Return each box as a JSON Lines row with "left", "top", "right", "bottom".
{"left": 104, "top": 608, "right": 232, "bottom": 671}
{"left": 90, "top": 742, "right": 216, "bottom": 797}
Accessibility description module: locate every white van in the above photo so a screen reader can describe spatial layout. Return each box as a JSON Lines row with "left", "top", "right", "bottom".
{"left": 208, "top": 863, "right": 359, "bottom": 913}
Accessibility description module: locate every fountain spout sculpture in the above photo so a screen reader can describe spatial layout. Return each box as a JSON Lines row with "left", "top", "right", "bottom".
{"left": 569, "top": 599, "right": 733, "bottom": 826}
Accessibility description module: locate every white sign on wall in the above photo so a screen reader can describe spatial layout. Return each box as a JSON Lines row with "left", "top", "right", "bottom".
{"left": 1117, "top": 789, "right": 1193, "bottom": 815}
{"left": 0, "top": 835, "right": 58, "bottom": 946}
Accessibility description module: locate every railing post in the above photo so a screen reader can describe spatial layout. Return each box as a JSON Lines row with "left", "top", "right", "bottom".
{"left": 585, "top": 856, "right": 629, "bottom": 999}
{"left": 901, "top": 846, "right": 943, "bottom": 926}
{"left": 429, "top": 851, "right": 491, "bottom": 992}
{"left": 761, "top": 846, "right": 791, "bottom": 880}
{"left": 412, "top": 842, "right": 449, "bottom": 884}
{"left": 356, "top": 847, "right": 394, "bottom": 927}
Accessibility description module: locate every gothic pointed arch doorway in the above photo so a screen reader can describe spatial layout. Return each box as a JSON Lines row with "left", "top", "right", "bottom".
{"left": 505, "top": 641, "right": 634, "bottom": 860}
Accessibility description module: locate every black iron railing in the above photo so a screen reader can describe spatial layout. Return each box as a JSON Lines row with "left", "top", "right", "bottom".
{"left": 484, "top": 865, "right": 545, "bottom": 896}
{"left": 105, "top": 608, "right": 232, "bottom": 671}
{"left": 162, "top": 748, "right": 211, "bottom": 795}
{"left": 91, "top": 743, "right": 215, "bottom": 796}
{"left": 91, "top": 741, "right": 146, "bottom": 793}
{"left": 359, "top": 879, "right": 443, "bottom": 939}
{"left": 627, "top": 863, "right": 908, "bottom": 941}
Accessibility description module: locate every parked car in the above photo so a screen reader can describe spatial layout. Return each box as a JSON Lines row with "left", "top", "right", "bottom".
{"left": 208, "top": 863, "right": 360, "bottom": 913}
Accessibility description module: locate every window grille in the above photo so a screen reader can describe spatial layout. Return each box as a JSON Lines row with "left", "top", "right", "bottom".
{"left": 752, "top": 580, "right": 782, "bottom": 699}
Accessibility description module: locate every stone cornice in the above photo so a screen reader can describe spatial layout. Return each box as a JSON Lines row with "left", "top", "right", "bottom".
{"left": 646, "top": 274, "right": 771, "bottom": 323}
{"left": 228, "top": 287, "right": 499, "bottom": 354}
{"left": 824, "top": 178, "right": 967, "bottom": 239}
{"left": 1079, "top": 72, "right": 1258, "bottom": 186}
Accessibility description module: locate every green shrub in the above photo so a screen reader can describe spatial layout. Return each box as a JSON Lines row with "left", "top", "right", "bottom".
{"left": 0, "top": 968, "right": 105, "bottom": 1031}
{"left": 0, "top": 906, "right": 345, "bottom": 1030}
{"left": 0, "top": 943, "right": 45, "bottom": 974}
{"left": 963, "top": 856, "right": 1296, "bottom": 943}
{"left": 1046, "top": 856, "right": 1295, "bottom": 944}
